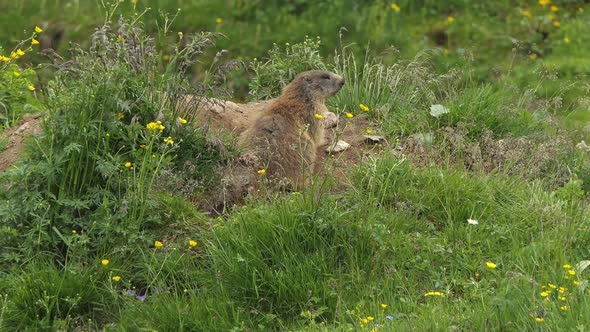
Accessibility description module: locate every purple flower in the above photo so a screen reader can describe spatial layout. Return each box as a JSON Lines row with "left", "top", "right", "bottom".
{"left": 153, "top": 288, "right": 160, "bottom": 294}
{"left": 125, "top": 289, "right": 136, "bottom": 296}
{"left": 386, "top": 315, "right": 394, "bottom": 321}
{"left": 136, "top": 294, "right": 147, "bottom": 301}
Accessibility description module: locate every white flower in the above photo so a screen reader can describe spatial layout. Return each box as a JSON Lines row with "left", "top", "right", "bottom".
{"left": 467, "top": 219, "right": 479, "bottom": 225}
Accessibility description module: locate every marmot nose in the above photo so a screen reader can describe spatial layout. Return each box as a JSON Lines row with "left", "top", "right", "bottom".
{"left": 340, "top": 79, "right": 345, "bottom": 86}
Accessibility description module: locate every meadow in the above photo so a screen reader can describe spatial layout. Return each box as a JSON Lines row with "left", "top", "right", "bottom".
{"left": 1, "top": 0, "right": 590, "bottom": 331}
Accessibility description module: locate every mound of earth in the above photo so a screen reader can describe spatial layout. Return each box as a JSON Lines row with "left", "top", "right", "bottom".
{"left": 0, "top": 114, "right": 42, "bottom": 172}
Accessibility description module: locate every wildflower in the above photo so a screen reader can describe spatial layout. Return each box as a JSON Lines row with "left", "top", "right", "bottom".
{"left": 345, "top": 112, "right": 354, "bottom": 118}
{"left": 154, "top": 241, "right": 164, "bottom": 248}
{"left": 162, "top": 54, "right": 170, "bottom": 61}
{"left": 10, "top": 52, "right": 19, "bottom": 59}
{"left": 560, "top": 305, "right": 569, "bottom": 311}
{"left": 564, "top": 37, "right": 570, "bottom": 43}
{"left": 117, "top": 34, "right": 124, "bottom": 42}
{"left": 550, "top": 5, "right": 558, "bottom": 12}
{"left": 72, "top": 230, "right": 77, "bottom": 234}
{"left": 447, "top": 16, "right": 455, "bottom": 23}
{"left": 257, "top": 169, "right": 267, "bottom": 175}
{"left": 366, "top": 129, "right": 373, "bottom": 135}
{"left": 563, "top": 264, "right": 572, "bottom": 269}
{"left": 567, "top": 269, "right": 576, "bottom": 276}
{"left": 189, "top": 240, "right": 198, "bottom": 247}
{"left": 136, "top": 294, "right": 147, "bottom": 301}
{"left": 552, "top": 21, "right": 560, "bottom": 27}
{"left": 178, "top": 116, "right": 187, "bottom": 124}
{"left": 16, "top": 49, "right": 25, "bottom": 56}
{"left": 13, "top": 71, "right": 20, "bottom": 77}
{"left": 522, "top": 10, "right": 532, "bottom": 18}
{"left": 125, "top": 162, "right": 132, "bottom": 168}
{"left": 31, "top": 38, "right": 39, "bottom": 45}
{"left": 125, "top": 289, "right": 137, "bottom": 296}
{"left": 381, "top": 303, "right": 388, "bottom": 308}
{"left": 314, "top": 113, "right": 324, "bottom": 120}
{"left": 0, "top": 55, "right": 10, "bottom": 62}
{"left": 540, "top": 291, "right": 550, "bottom": 297}
{"left": 101, "top": 259, "right": 110, "bottom": 266}
{"left": 35, "top": 26, "right": 43, "bottom": 33}
{"left": 548, "top": 284, "right": 557, "bottom": 289}
{"left": 163, "top": 136, "right": 174, "bottom": 145}
{"left": 359, "top": 104, "right": 370, "bottom": 112}
{"left": 112, "top": 276, "right": 121, "bottom": 282}
{"left": 117, "top": 112, "right": 124, "bottom": 120}
{"left": 370, "top": 327, "right": 378, "bottom": 332}
{"left": 367, "top": 316, "right": 374, "bottom": 321}
{"left": 547, "top": 14, "right": 554, "bottom": 20}
{"left": 538, "top": 0, "right": 550, "bottom": 6}
{"left": 529, "top": 53, "right": 538, "bottom": 60}
{"left": 486, "top": 262, "right": 497, "bottom": 269}
{"left": 467, "top": 219, "right": 478, "bottom": 225}
{"left": 558, "top": 287, "right": 566, "bottom": 294}
{"left": 27, "top": 85, "right": 35, "bottom": 91}
{"left": 360, "top": 318, "right": 369, "bottom": 324}
{"left": 131, "top": 0, "right": 137, "bottom": 4}
{"left": 535, "top": 317, "right": 544, "bottom": 323}
{"left": 424, "top": 291, "right": 445, "bottom": 297}
{"left": 559, "top": 296, "right": 567, "bottom": 301}
{"left": 390, "top": 3, "right": 401, "bottom": 12}
{"left": 215, "top": 18, "right": 223, "bottom": 24}
{"left": 385, "top": 315, "right": 394, "bottom": 321}
{"left": 146, "top": 122, "right": 164, "bottom": 131}
{"left": 178, "top": 32, "right": 183, "bottom": 39}
{"left": 573, "top": 280, "right": 580, "bottom": 286}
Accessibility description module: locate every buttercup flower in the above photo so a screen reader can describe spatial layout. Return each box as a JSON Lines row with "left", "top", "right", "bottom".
{"left": 13, "top": 71, "right": 20, "bottom": 77}
{"left": 101, "top": 259, "right": 110, "bottom": 266}
{"left": 178, "top": 117, "right": 187, "bottom": 124}
{"left": 0, "top": 55, "right": 10, "bottom": 62}
{"left": 540, "top": 291, "right": 549, "bottom": 297}
{"left": 314, "top": 113, "right": 324, "bottom": 120}
{"left": 529, "top": 53, "right": 538, "bottom": 60}
{"left": 367, "top": 316, "right": 374, "bottom": 321}
{"left": 16, "top": 49, "right": 25, "bottom": 56}
{"left": 360, "top": 318, "right": 369, "bottom": 324}
{"left": 27, "top": 85, "right": 36, "bottom": 91}
{"left": 112, "top": 276, "right": 121, "bottom": 282}
{"left": 564, "top": 37, "right": 570, "bottom": 43}
{"left": 189, "top": 240, "right": 198, "bottom": 247}
{"left": 424, "top": 291, "right": 445, "bottom": 297}
{"left": 522, "top": 10, "right": 532, "bottom": 18}
{"left": 535, "top": 317, "right": 544, "bottom": 323}
{"left": 567, "top": 269, "right": 576, "bottom": 276}
{"left": 154, "top": 241, "right": 164, "bottom": 248}
{"left": 366, "top": 129, "right": 373, "bottom": 135}
{"left": 447, "top": 16, "right": 455, "bottom": 23}
{"left": 215, "top": 18, "right": 223, "bottom": 24}
{"left": 381, "top": 303, "right": 388, "bottom": 308}
{"left": 553, "top": 21, "right": 560, "bottom": 27}
{"left": 163, "top": 136, "right": 174, "bottom": 145}
{"left": 390, "top": 3, "right": 400, "bottom": 12}
{"left": 359, "top": 104, "right": 369, "bottom": 112}
{"left": 124, "top": 162, "right": 132, "bottom": 168}
{"left": 257, "top": 169, "right": 266, "bottom": 175}
{"left": 131, "top": 0, "right": 138, "bottom": 4}
{"left": 560, "top": 305, "right": 569, "bottom": 311}
{"left": 31, "top": 38, "right": 39, "bottom": 45}
{"left": 162, "top": 54, "right": 170, "bottom": 61}
{"left": 563, "top": 264, "right": 572, "bottom": 269}
{"left": 345, "top": 112, "right": 354, "bottom": 118}
{"left": 486, "top": 262, "right": 497, "bottom": 269}
{"left": 35, "top": 26, "right": 43, "bottom": 33}
{"left": 538, "top": 0, "right": 550, "bottom": 6}
{"left": 550, "top": 5, "right": 558, "bottom": 12}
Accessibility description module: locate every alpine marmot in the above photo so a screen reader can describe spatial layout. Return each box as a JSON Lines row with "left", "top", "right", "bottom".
{"left": 239, "top": 70, "right": 345, "bottom": 188}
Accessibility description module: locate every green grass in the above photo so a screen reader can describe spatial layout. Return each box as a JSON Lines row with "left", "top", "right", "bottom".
{"left": 1, "top": 1, "right": 590, "bottom": 331}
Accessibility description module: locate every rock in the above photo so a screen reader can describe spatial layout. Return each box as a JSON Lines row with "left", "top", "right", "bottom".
{"left": 321, "top": 111, "right": 339, "bottom": 128}
{"left": 326, "top": 140, "right": 351, "bottom": 153}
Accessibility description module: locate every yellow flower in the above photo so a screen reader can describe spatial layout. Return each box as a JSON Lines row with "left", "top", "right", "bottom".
{"left": 573, "top": 280, "right": 580, "bottom": 286}
{"left": 117, "top": 34, "right": 125, "bottom": 42}
{"left": 35, "top": 26, "right": 43, "bottom": 33}
{"left": 146, "top": 122, "right": 165, "bottom": 131}
{"left": 567, "top": 269, "right": 576, "bottom": 276}
{"left": 124, "top": 162, "right": 132, "bottom": 168}
{"left": 547, "top": 14, "right": 554, "bottom": 20}
{"left": 13, "top": 71, "right": 20, "bottom": 77}
{"left": 117, "top": 112, "right": 124, "bottom": 120}
{"left": 162, "top": 54, "right": 170, "bottom": 62}
{"left": 390, "top": 3, "right": 401, "bottom": 12}
{"left": 360, "top": 318, "right": 369, "bottom": 324}
{"left": 381, "top": 303, "right": 388, "bottom": 308}
{"left": 540, "top": 291, "right": 550, "bottom": 297}
{"left": 10, "top": 52, "right": 18, "bottom": 59}
{"left": 257, "top": 169, "right": 267, "bottom": 175}
{"left": 447, "top": 16, "right": 455, "bottom": 23}
{"left": 424, "top": 291, "right": 445, "bottom": 297}
{"left": 560, "top": 305, "right": 569, "bottom": 311}
{"left": 367, "top": 316, "right": 374, "bottom": 321}
{"left": 522, "top": 10, "right": 532, "bottom": 18}
{"left": 558, "top": 287, "right": 566, "bottom": 293}
{"left": 112, "top": 276, "right": 121, "bottom": 282}
{"left": 559, "top": 296, "right": 567, "bottom": 301}
{"left": 314, "top": 113, "right": 324, "bottom": 120}
{"left": 535, "top": 317, "right": 544, "bottom": 323}
{"left": 366, "top": 129, "right": 373, "bottom": 135}
{"left": 563, "top": 264, "right": 572, "bottom": 269}
{"left": 154, "top": 241, "right": 164, "bottom": 248}
{"left": 31, "top": 38, "right": 39, "bottom": 45}
{"left": 27, "top": 85, "right": 35, "bottom": 91}
{"left": 548, "top": 284, "right": 557, "bottom": 289}
{"left": 529, "top": 53, "right": 538, "bottom": 60}
{"left": 0, "top": 55, "right": 10, "bottom": 62}
{"left": 345, "top": 112, "right": 354, "bottom": 118}
{"left": 538, "top": 0, "right": 550, "bottom": 6}
{"left": 359, "top": 104, "right": 370, "bottom": 112}
{"left": 16, "top": 49, "right": 25, "bottom": 56}
{"left": 564, "top": 37, "right": 571, "bottom": 43}
{"left": 486, "top": 262, "right": 497, "bottom": 269}
{"left": 178, "top": 117, "right": 187, "bottom": 124}
{"left": 553, "top": 20, "right": 560, "bottom": 27}
{"left": 101, "top": 259, "right": 110, "bottom": 266}
{"left": 131, "top": 0, "right": 138, "bottom": 4}
{"left": 163, "top": 136, "right": 174, "bottom": 145}
{"left": 215, "top": 18, "right": 223, "bottom": 24}
{"left": 189, "top": 240, "right": 198, "bottom": 247}
{"left": 72, "top": 230, "right": 77, "bottom": 234}
{"left": 550, "top": 5, "right": 558, "bottom": 12}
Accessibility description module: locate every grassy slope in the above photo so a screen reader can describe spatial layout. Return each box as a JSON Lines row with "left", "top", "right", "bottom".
{"left": 1, "top": 0, "right": 590, "bottom": 331}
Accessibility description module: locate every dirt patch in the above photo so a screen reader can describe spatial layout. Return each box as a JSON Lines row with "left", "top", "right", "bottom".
{"left": 0, "top": 114, "right": 42, "bottom": 172}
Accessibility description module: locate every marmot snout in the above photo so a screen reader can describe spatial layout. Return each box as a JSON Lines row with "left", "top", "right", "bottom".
{"left": 239, "top": 70, "right": 344, "bottom": 189}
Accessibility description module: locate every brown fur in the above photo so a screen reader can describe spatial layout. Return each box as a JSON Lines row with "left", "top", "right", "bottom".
{"left": 239, "top": 70, "right": 345, "bottom": 188}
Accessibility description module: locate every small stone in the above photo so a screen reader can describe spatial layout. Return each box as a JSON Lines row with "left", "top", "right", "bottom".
{"left": 321, "top": 112, "right": 339, "bottom": 128}
{"left": 363, "top": 135, "right": 386, "bottom": 144}
{"left": 326, "top": 140, "right": 350, "bottom": 153}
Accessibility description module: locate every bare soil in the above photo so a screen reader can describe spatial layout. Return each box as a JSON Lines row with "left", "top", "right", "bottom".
{"left": 0, "top": 114, "right": 42, "bottom": 172}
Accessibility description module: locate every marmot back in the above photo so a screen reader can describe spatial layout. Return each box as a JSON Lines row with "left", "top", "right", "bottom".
{"left": 239, "top": 70, "right": 345, "bottom": 188}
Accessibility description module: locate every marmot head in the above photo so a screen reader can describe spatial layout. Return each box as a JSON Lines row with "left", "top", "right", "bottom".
{"left": 285, "top": 70, "right": 345, "bottom": 101}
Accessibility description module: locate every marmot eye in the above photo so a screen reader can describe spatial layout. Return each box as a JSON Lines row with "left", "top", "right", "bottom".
{"left": 321, "top": 74, "right": 330, "bottom": 80}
